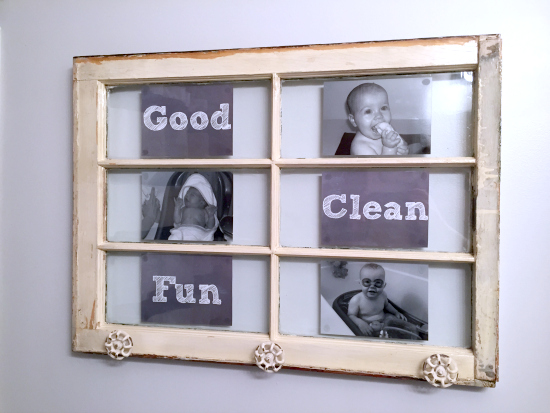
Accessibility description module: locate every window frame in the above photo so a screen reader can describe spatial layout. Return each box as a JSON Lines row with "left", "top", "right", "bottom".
{"left": 73, "top": 35, "right": 500, "bottom": 387}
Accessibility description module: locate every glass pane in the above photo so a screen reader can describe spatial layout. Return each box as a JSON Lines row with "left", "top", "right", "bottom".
{"left": 280, "top": 168, "right": 471, "bottom": 253}
{"left": 107, "top": 169, "right": 269, "bottom": 246}
{"left": 279, "top": 258, "right": 471, "bottom": 347}
{"left": 106, "top": 253, "right": 270, "bottom": 333}
{"left": 281, "top": 72, "right": 473, "bottom": 158}
{"left": 107, "top": 80, "right": 271, "bottom": 159}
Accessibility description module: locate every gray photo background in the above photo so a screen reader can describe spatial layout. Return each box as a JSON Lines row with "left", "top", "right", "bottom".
{"left": 141, "top": 83, "right": 233, "bottom": 158}
{"left": 142, "top": 171, "right": 172, "bottom": 240}
{"left": 322, "top": 75, "right": 433, "bottom": 156}
{"left": 320, "top": 261, "right": 428, "bottom": 337}
{"left": 141, "top": 253, "right": 233, "bottom": 326}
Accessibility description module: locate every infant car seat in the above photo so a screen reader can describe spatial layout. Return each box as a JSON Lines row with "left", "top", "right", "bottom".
{"left": 154, "top": 171, "right": 233, "bottom": 241}
{"left": 332, "top": 290, "right": 428, "bottom": 340}
{"left": 335, "top": 132, "right": 431, "bottom": 155}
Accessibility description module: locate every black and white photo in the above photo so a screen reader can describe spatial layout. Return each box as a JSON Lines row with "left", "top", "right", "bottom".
{"left": 320, "top": 261, "right": 428, "bottom": 341}
{"left": 141, "top": 170, "right": 233, "bottom": 242}
{"left": 322, "top": 76, "right": 432, "bottom": 156}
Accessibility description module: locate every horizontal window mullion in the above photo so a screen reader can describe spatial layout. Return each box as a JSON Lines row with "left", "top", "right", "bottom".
{"left": 99, "top": 242, "right": 272, "bottom": 256}
{"left": 276, "top": 157, "right": 475, "bottom": 168}
{"left": 275, "top": 246, "right": 474, "bottom": 263}
{"left": 99, "top": 159, "right": 272, "bottom": 169}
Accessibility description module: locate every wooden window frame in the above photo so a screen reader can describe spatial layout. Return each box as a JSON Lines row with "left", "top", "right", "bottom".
{"left": 73, "top": 35, "right": 500, "bottom": 387}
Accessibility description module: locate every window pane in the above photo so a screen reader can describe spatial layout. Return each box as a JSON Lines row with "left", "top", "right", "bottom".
{"left": 281, "top": 73, "right": 473, "bottom": 158}
{"left": 280, "top": 168, "right": 471, "bottom": 253}
{"left": 107, "top": 169, "right": 269, "bottom": 246}
{"left": 279, "top": 258, "right": 471, "bottom": 348}
{"left": 106, "top": 253, "right": 270, "bottom": 333}
{"left": 107, "top": 80, "right": 271, "bottom": 159}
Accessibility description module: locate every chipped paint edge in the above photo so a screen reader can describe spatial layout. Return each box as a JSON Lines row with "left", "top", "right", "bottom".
{"left": 72, "top": 36, "right": 501, "bottom": 387}
{"left": 472, "top": 34, "right": 501, "bottom": 384}
{"left": 73, "top": 36, "right": 480, "bottom": 82}
{"left": 74, "top": 36, "right": 477, "bottom": 64}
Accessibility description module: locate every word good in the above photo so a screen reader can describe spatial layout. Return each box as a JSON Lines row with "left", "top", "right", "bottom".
{"left": 152, "top": 276, "right": 221, "bottom": 305}
{"left": 143, "top": 104, "right": 232, "bottom": 131}
{"left": 322, "top": 195, "right": 429, "bottom": 221}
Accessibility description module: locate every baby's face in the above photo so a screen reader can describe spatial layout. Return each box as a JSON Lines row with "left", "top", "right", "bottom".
{"left": 359, "top": 267, "right": 386, "bottom": 298}
{"left": 348, "top": 90, "right": 392, "bottom": 140}
{"left": 184, "top": 187, "right": 207, "bottom": 208}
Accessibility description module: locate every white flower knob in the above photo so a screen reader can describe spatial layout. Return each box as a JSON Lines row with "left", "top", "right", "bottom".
{"left": 105, "top": 330, "right": 133, "bottom": 360}
{"left": 423, "top": 354, "right": 458, "bottom": 387}
{"left": 254, "top": 342, "right": 284, "bottom": 372}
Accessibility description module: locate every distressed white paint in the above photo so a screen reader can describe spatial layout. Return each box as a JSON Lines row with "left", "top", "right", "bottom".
{"left": 472, "top": 35, "right": 501, "bottom": 384}
{"left": 74, "top": 38, "right": 479, "bottom": 82}
{"left": 73, "top": 37, "right": 499, "bottom": 387}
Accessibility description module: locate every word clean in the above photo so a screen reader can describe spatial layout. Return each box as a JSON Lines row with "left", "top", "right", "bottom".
{"left": 322, "top": 194, "right": 429, "bottom": 221}
{"left": 152, "top": 276, "right": 221, "bottom": 305}
{"left": 143, "top": 103, "right": 232, "bottom": 132}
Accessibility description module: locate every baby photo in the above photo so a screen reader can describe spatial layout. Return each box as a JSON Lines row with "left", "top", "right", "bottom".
{"left": 322, "top": 76, "right": 432, "bottom": 156}
{"left": 320, "top": 261, "right": 428, "bottom": 341}
{"left": 141, "top": 170, "right": 233, "bottom": 242}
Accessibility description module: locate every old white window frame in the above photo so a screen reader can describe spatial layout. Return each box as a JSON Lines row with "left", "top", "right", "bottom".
{"left": 73, "top": 35, "right": 500, "bottom": 387}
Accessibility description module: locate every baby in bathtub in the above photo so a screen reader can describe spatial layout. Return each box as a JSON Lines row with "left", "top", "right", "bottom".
{"left": 347, "top": 263, "right": 427, "bottom": 337}
{"left": 168, "top": 173, "right": 219, "bottom": 241}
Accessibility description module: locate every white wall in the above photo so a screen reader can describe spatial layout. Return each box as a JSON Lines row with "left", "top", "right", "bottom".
{"left": 1, "top": 1, "right": 549, "bottom": 412}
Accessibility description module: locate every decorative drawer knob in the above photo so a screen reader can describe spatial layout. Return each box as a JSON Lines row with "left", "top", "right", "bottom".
{"left": 105, "top": 330, "right": 133, "bottom": 360}
{"left": 255, "top": 342, "right": 284, "bottom": 372}
{"left": 423, "top": 354, "right": 458, "bottom": 387}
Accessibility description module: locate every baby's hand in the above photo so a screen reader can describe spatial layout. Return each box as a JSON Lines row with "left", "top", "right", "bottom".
{"left": 173, "top": 197, "right": 184, "bottom": 226}
{"left": 381, "top": 129, "right": 401, "bottom": 149}
{"left": 396, "top": 139, "right": 409, "bottom": 155}
{"left": 356, "top": 320, "right": 374, "bottom": 336}
{"left": 396, "top": 312, "right": 407, "bottom": 321}
{"left": 174, "top": 197, "right": 184, "bottom": 209}
{"left": 142, "top": 189, "right": 161, "bottom": 223}
{"left": 205, "top": 205, "right": 217, "bottom": 218}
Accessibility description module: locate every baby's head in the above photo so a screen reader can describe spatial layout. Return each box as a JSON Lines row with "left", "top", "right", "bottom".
{"left": 184, "top": 186, "right": 207, "bottom": 209}
{"left": 359, "top": 263, "right": 386, "bottom": 298}
{"left": 346, "top": 83, "right": 391, "bottom": 140}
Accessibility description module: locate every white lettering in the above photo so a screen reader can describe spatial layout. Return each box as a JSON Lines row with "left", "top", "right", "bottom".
{"left": 349, "top": 194, "right": 361, "bottom": 220}
{"left": 143, "top": 106, "right": 167, "bottom": 131}
{"left": 210, "top": 103, "right": 232, "bottom": 130}
{"left": 175, "top": 283, "right": 196, "bottom": 303}
{"left": 322, "top": 196, "right": 428, "bottom": 223}
{"left": 199, "top": 284, "right": 222, "bottom": 305}
{"left": 384, "top": 202, "right": 403, "bottom": 220}
{"left": 152, "top": 278, "right": 222, "bottom": 305}
{"left": 363, "top": 201, "right": 381, "bottom": 220}
{"left": 405, "top": 202, "right": 429, "bottom": 221}
{"left": 152, "top": 276, "right": 176, "bottom": 302}
{"left": 322, "top": 194, "right": 347, "bottom": 219}
{"left": 144, "top": 104, "right": 234, "bottom": 132}
{"left": 169, "top": 112, "right": 188, "bottom": 130}
{"left": 190, "top": 111, "right": 209, "bottom": 130}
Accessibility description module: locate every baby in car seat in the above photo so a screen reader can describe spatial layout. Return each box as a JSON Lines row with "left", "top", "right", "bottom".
{"left": 168, "top": 173, "right": 219, "bottom": 241}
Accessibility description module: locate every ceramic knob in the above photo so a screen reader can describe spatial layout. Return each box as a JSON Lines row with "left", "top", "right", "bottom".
{"left": 254, "top": 342, "right": 284, "bottom": 373}
{"left": 105, "top": 330, "right": 133, "bottom": 360}
{"left": 423, "top": 354, "right": 458, "bottom": 387}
